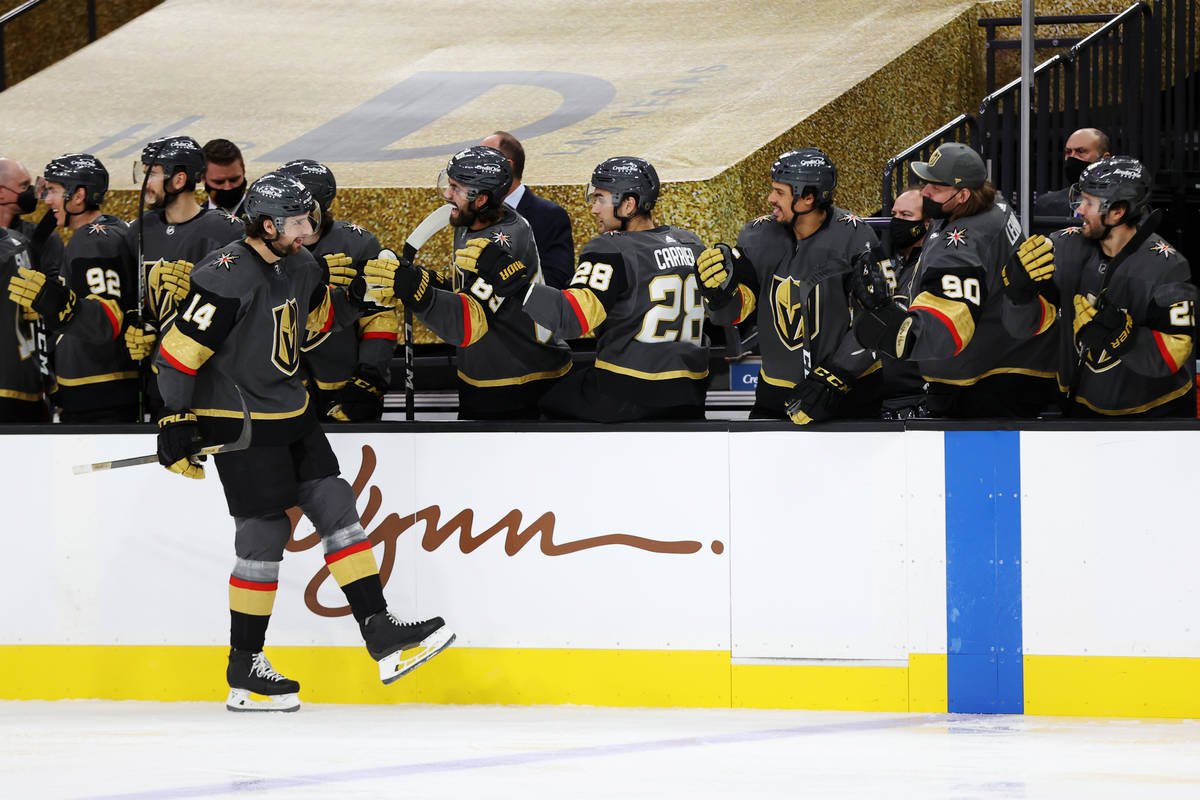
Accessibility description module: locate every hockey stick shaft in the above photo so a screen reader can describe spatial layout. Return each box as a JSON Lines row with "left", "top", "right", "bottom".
{"left": 72, "top": 386, "right": 252, "bottom": 475}
{"left": 390, "top": 204, "right": 452, "bottom": 422}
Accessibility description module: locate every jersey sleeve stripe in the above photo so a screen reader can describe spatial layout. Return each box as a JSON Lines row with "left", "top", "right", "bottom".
{"left": 159, "top": 326, "right": 213, "bottom": 374}
{"left": 1035, "top": 296, "right": 1056, "bottom": 336}
{"left": 92, "top": 296, "right": 122, "bottom": 340}
{"left": 910, "top": 292, "right": 974, "bottom": 355}
{"left": 564, "top": 287, "right": 607, "bottom": 333}
{"left": 459, "top": 293, "right": 489, "bottom": 346}
{"left": 733, "top": 284, "right": 757, "bottom": 325}
{"left": 1153, "top": 329, "right": 1191, "bottom": 372}
{"left": 306, "top": 288, "right": 335, "bottom": 334}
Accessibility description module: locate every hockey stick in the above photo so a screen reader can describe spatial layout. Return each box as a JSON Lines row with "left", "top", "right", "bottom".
{"left": 71, "top": 386, "right": 252, "bottom": 475}
{"left": 24, "top": 209, "right": 59, "bottom": 414}
{"left": 387, "top": 203, "right": 452, "bottom": 421}
{"left": 1064, "top": 208, "right": 1162, "bottom": 404}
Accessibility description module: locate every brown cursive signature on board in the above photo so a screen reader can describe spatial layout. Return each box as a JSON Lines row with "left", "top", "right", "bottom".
{"left": 285, "top": 445, "right": 717, "bottom": 617}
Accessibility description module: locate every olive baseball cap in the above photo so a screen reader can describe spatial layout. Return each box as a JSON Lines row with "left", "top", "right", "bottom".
{"left": 910, "top": 142, "right": 987, "bottom": 189}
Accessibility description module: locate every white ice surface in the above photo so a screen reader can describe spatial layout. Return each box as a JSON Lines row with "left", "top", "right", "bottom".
{"left": 2, "top": 701, "right": 1199, "bottom": 799}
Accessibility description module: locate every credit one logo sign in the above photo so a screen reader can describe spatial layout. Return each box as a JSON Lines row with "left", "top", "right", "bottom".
{"left": 730, "top": 361, "right": 759, "bottom": 390}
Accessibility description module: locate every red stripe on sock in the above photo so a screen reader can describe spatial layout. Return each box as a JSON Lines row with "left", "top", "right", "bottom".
{"left": 324, "top": 539, "right": 371, "bottom": 565}
{"left": 229, "top": 576, "right": 278, "bottom": 591}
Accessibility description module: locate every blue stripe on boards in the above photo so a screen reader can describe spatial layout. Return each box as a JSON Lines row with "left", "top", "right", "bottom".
{"left": 944, "top": 430, "right": 1023, "bottom": 714}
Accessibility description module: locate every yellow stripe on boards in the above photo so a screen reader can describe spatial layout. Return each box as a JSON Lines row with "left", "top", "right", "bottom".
{"left": 1024, "top": 655, "right": 1200, "bottom": 718}
{"left": 731, "top": 663, "right": 910, "bottom": 712}
{"left": 907, "top": 653, "right": 948, "bottom": 713}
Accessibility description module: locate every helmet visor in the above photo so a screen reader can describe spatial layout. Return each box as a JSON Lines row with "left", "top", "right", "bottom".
{"left": 276, "top": 205, "right": 320, "bottom": 238}
{"left": 437, "top": 170, "right": 472, "bottom": 204}
{"left": 584, "top": 183, "right": 611, "bottom": 206}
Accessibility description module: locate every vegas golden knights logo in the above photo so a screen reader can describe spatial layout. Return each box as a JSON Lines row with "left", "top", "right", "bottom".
{"left": 771, "top": 276, "right": 819, "bottom": 352}
{"left": 271, "top": 299, "right": 301, "bottom": 375}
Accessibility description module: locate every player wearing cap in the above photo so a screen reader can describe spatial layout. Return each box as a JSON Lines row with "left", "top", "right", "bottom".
{"left": 852, "top": 142, "right": 1058, "bottom": 417}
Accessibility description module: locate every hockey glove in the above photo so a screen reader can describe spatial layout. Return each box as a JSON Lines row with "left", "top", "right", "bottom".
{"left": 326, "top": 365, "right": 388, "bottom": 422}
{"left": 8, "top": 267, "right": 76, "bottom": 331}
{"left": 157, "top": 410, "right": 205, "bottom": 480}
{"left": 849, "top": 245, "right": 895, "bottom": 311}
{"left": 1002, "top": 235, "right": 1054, "bottom": 303}
{"left": 853, "top": 302, "right": 915, "bottom": 359}
{"left": 1074, "top": 294, "right": 1134, "bottom": 363}
{"left": 123, "top": 320, "right": 157, "bottom": 361}
{"left": 784, "top": 366, "right": 852, "bottom": 425}
{"left": 455, "top": 238, "right": 531, "bottom": 298}
{"left": 323, "top": 253, "right": 356, "bottom": 287}
{"left": 149, "top": 259, "right": 193, "bottom": 306}
{"left": 695, "top": 244, "right": 741, "bottom": 310}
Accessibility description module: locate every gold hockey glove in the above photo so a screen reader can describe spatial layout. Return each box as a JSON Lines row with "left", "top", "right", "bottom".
{"left": 1002, "top": 235, "right": 1054, "bottom": 303}
{"left": 8, "top": 266, "right": 76, "bottom": 331}
{"left": 124, "top": 321, "right": 157, "bottom": 361}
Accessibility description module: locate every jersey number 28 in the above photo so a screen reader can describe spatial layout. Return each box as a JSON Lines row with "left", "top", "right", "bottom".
{"left": 636, "top": 273, "right": 704, "bottom": 344}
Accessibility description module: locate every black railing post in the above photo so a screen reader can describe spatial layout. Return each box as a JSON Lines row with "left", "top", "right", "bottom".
{"left": 0, "top": 25, "right": 6, "bottom": 92}
{"left": 87, "top": 0, "right": 97, "bottom": 42}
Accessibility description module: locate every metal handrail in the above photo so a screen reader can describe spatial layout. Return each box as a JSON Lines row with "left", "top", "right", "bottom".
{"left": 880, "top": 114, "right": 979, "bottom": 213}
{"left": 1066, "top": 1, "right": 1152, "bottom": 57}
{"left": 0, "top": 0, "right": 98, "bottom": 92}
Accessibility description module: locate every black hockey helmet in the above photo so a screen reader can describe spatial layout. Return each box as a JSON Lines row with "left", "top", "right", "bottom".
{"left": 438, "top": 146, "right": 512, "bottom": 210}
{"left": 771, "top": 148, "right": 837, "bottom": 206}
{"left": 1068, "top": 156, "right": 1151, "bottom": 221}
{"left": 243, "top": 172, "right": 320, "bottom": 231}
{"left": 140, "top": 136, "right": 206, "bottom": 185}
{"left": 586, "top": 156, "right": 660, "bottom": 215}
{"left": 42, "top": 153, "right": 109, "bottom": 207}
{"left": 277, "top": 159, "right": 337, "bottom": 210}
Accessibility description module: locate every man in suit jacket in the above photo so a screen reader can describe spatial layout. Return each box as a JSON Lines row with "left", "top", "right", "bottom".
{"left": 480, "top": 131, "right": 575, "bottom": 288}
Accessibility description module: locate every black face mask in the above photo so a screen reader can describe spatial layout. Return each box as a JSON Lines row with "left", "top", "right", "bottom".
{"left": 1064, "top": 156, "right": 1089, "bottom": 186}
{"left": 11, "top": 185, "right": 37, "bottom": 215}
{"left": 889, "top": 216, "right": 926, "bottom": 249}
{"left": 206, "top": 181, "right": 246, "bottom": 212}
{"left": 922, "top": 194, "right": 953, "bottom": 220}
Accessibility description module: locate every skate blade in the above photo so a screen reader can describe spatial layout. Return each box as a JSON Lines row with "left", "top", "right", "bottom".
{"left": 379, "top": 626, "right": 456, "bottom": 685}
{"left": 225, "top": 688, "right": 300, "bottom": 712}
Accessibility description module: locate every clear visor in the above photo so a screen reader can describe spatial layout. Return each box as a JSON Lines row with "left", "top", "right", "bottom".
{"left": 275, "top": 206, "right": 321, "bottom": 238}
{"left": 35, "top": 176, "right": 51, "bottom": 201}
{"left": 437, "top": 170, "right": 472, "bottom": 203}
{"left": 584, "top": 183, "right": 610, "bottom": 206}
{"left": 1067, "top": 186, "right": 1105, "bottom": 214}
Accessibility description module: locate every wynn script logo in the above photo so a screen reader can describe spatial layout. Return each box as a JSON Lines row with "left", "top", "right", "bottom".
{"left": 286, "top": 445, "right": 724, "bottom": 617}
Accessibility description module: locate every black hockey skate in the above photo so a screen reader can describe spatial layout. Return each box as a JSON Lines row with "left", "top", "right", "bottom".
{"left": 360, "top": 612, "right": 455, "bottom": 684}
{"left": 225, "top": 648, "right": 301, "bottom": 712}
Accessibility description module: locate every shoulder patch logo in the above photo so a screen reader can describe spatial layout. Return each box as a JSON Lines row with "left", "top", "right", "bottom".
{"left": 944, "top": 228, "right": 968, "bottom": 248}
{"left": 215, "top": 252, "right": 239, "bottom": 270}
{"left": 838, "top": 213, "right": 864, "bottom": 228}
{"left": 86, "top": 222, "right": 108, "bottom": 236}
{"left": 1061, "top": 227, "right": 1082, "bottom": 235}
{"left": 1150, "top": 241, "right": 1177, "bottom": 258}
{"left": 751, "top": 214, "right": 773, "bottom": 226}
{"left": 220, "top": 211, "right": 240, "bottom": 224}
{"left": 343, "top": 222, "right": 367, "bottom": 235}
{"left": 490, "top": 231, "right": 511, "bottom": 249}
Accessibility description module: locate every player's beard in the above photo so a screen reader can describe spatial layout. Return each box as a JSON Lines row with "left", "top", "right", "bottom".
{"left": 449, "top": 200, "right": 477, "bottom": 228}
{"left": 145, "top": 187, "right": 167, "bottom": 211}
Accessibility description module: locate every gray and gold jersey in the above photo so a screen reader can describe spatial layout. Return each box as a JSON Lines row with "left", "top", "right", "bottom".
{"left": 418, "top": 207, "right": 571, "bottom": 388}
{"left": 54, "top": 214, "right": 138, "bottom": 413}
{"left": 907, "top": 201, "right": 1057, "bottom": 386}
{"left": 1006, "top": 227, "right": 1195, "bottom": 415}
{"left": 718, "top": 209, "right": 880, "bottom": 398}
{"left": 156, "top": 240, "right": 357, "bottom": 444}
{"left": 127, "top": 207, "right": 243, "bottom": 323}
{"left": 303, "top": 219, "right": 397, "bottom": 390}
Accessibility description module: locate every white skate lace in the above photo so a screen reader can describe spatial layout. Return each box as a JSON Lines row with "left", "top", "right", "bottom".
{"left": 384, "top": 612, "right": 416, "bottom": 628}
{"left": 251, "top": 652, "right": 287, "bottom": 682}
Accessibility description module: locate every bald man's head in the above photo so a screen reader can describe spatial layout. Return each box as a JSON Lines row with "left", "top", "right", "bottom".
{"left": 1064, "top": 128, "right": 1110, "bottom": 163}
{"left": 0, "top": 158, "right": 31, "bottom": 189}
